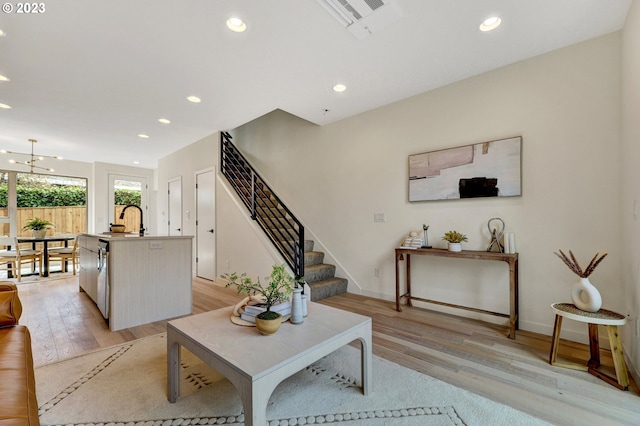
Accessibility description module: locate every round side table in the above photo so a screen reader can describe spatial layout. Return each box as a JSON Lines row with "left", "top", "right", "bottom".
{"left": 549, "top": 303, "right": 629, "bottom": 390}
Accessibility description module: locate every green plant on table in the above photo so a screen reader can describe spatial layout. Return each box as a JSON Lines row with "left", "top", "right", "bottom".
{"left": 22, "top": 217, "right": 54, "bottom": 231}
{"left": 442, "top": 230, "right": 468, "bottom": 243}
{"left": 222, "top": 264, "right": 302, "bottom": 320}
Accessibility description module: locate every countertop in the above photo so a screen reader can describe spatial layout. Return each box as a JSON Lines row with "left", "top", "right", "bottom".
{"left": 80, "top": 232, "right": 193, "bottom": 240}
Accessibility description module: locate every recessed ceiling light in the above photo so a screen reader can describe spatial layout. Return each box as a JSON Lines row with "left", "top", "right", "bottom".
{"left": 0, "top": 103, "right": 11, "bottom": 109}
{"left": 187, "top": 96, "right": 201, "bottom": 103}
{"left": 158, "top": 118, "right": 171, "bottom": 124}
{"left": 138, "top": 134, "right": 149, "bottom": 139}
{"left": 133, "top": 161, "right": 140, "bottom": 165}
{"left": 479, "top": 17, "right": 502, "bottom": 32}
{"left": 333, "top": 84, "right": 347, "bottom": 92}
{"left": 0, "top": 29, "right": 6, "bottom": 37}
{"left": 226, "top": 17, "right": 247, "bottom": 32}
{"left": 0, "top": 75, "right": 9, "bottom": 82}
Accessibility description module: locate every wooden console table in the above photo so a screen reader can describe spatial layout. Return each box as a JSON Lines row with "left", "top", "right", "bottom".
{"left": 395, "top": 248, "right": 519, "bottom": 339}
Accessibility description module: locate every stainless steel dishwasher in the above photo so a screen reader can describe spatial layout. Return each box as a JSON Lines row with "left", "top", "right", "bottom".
{"left": 97, "top": 239, "right": 110, "bottom": 320}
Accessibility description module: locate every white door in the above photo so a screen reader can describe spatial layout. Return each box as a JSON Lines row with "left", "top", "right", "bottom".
{"left": 168, "top": 177, "right": 182, "bottom": 236}
{"left": 196, "top": 168, "right": 215, "bottom": 280}
{"left": 108, "top": 174, "right": 148, "bottom": 234}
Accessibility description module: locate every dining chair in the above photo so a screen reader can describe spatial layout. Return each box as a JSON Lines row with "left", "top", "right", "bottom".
{"left": 0, "top": 237, "right": 18, "bottom": 279}
{"left": 12, "top": 237, "right": 43, "bottom": 282}
{"left": 47, "top": 235, "right": 79, "bottom": 275}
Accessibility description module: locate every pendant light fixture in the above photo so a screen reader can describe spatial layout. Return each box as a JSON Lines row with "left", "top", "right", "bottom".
{"left": 0, "top": 139, "right": 62, "bottom": 173}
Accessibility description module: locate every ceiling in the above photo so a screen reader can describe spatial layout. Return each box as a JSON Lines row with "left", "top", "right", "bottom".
{"left": 0, "top": 0, "right": 632, "bottom": 169}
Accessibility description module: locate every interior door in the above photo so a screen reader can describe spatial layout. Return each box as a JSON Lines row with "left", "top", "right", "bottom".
{"left": 168, "top": 177, "right": 182, "bottom": 236}
{"left": 196, "top": 168, "right": 215, "bottom": 280}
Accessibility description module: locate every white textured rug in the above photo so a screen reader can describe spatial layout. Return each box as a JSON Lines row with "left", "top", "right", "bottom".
{"left": 35, "top": 333, "right": 549, "bottom": 426}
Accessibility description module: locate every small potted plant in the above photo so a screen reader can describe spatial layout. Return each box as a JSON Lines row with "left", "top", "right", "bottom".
{"left": 22, "top": 217, "right": 54, "bottom": 239}
{"left": 442, "top": 230, "right": 468, "bottom": 252}
{"left": 222, "top": 264, "right": 301, "bottom": 335}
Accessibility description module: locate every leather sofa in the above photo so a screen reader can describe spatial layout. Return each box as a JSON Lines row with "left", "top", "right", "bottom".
{"left": 0, "top": 282, "right": 40, "bottom": 426}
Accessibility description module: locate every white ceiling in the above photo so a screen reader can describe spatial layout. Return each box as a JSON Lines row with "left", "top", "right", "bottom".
{"left": 0, "top": 0, "right": 632, "bottom": 169}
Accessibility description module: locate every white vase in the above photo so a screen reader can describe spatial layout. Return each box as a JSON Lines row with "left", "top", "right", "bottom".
{"left": 571, "top": 277, "right": 602, "bottom": 313}
{"left": 33, "top": 229, "right": 47, "bottom": 239}
{"left": 448, "top": 242, "right": 462, "bottom": 252}
{"left": 301, "top": 293, "right": 308, "bottom": 317}
{"left": 290, "top": 287, "right": 304, "bottom": 324}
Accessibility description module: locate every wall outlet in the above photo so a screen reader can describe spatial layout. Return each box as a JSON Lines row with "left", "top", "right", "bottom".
{"left": 225, "top": 260, "right": 230, "bottom": 269}
{"left": 374, "top": 213, "right": 386, "bottom": 223}
{"left": 374, "top": 268, "right": 380, "bottom": 277}
{"left": 149, "top": 241, "right": 163, "bottom": 250}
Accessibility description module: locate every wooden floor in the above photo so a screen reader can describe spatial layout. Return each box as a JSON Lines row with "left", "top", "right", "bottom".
{"left": 15, "top": 275, "right": 640, "bottom": 425}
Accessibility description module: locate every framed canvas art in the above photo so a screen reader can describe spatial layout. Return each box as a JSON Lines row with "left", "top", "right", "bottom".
{"left": 409, "top": 136, "right": 522, "bottom": 201}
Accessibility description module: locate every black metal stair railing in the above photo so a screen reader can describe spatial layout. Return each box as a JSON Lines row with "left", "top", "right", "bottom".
{"left": 220, "top": 131, "right": 304, "bottom": 281}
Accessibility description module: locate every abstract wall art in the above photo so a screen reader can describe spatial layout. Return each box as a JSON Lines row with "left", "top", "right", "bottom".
{"left": 409, "top": 136, "right": 522, "bottom": 201}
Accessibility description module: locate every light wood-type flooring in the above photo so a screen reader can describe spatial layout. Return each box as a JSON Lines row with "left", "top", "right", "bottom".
{"left": 15, "top": 275, "right": 640, "bottom": 425}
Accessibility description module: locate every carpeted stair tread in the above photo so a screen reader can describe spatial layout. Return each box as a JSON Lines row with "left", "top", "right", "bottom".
{"left": 308, "top": 277, "right": 348, "bottom": 301}
{"left": 304, "top": 251, "right": 324, "bottom": 266}
{"left": 304, "top": 263, "right": 336, "bottom": 283}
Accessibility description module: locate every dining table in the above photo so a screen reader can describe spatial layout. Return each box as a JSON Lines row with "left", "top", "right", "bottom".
{"left": 14, "top": 235, "right": 76, "bottom": 277}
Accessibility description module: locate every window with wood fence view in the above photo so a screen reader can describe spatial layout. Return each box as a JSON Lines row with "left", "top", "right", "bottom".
{"left": 1, "top": 173, "right": 143, "bottom": 238}
{"left": 0, "top": 172, "right": 88, "bottom": 237}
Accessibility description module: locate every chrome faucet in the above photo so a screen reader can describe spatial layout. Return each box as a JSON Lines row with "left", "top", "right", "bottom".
{"left": 119, "top": 204, "right": 145, "bottom": 236}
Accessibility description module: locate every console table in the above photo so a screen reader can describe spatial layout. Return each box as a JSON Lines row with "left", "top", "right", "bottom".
{"left": 395, "top": 247, "right": 519, "bottom": 339}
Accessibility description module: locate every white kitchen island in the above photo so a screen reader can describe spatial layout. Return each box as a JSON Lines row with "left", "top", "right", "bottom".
{"left": 79, "top": 233, "right": 193, "bottom": 331}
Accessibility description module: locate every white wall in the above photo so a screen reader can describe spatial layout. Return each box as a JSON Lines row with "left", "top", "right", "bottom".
{"left": 155, "top": 132, "right": 284, "bottom": 280}
{"left": 231, "top": 33, "right": 623, "bottom": 346}
{"left": 622, "top": 0, "right": 640, "bottom": 380}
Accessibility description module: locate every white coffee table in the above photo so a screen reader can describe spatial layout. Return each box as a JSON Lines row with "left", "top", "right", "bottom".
{"left": 167, "top": 302, "right": 372, "bottom": 425}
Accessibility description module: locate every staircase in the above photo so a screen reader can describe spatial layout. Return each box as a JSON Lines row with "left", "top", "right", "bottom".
{"left": 220, "top": 132, "right": 348, "bottom": 301}
{"left": 304, "top": 240, "right": 348, "bottom": 301}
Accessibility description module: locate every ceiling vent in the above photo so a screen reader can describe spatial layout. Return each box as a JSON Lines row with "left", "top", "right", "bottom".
{"left": 315, "top": 0, "right": 402, "bottom": 39}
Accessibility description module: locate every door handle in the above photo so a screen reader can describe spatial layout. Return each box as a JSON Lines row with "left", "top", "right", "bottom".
{"left": 207, "top": 229, "right": 214, "bottom": 233}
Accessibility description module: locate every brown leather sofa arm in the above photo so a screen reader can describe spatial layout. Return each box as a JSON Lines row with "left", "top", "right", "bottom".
{"left": 0, "top": 281, "right": 40, "bottom": 426}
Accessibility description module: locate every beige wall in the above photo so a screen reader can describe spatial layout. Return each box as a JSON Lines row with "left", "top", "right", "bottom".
{"left": 622, "top": 0, "right": 640, "bottom": 379}
{"left": 232, "top": 33, "right": 623, "bottom": 348}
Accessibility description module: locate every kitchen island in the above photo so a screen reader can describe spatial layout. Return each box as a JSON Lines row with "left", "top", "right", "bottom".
{"left": 79, "top": 233, "right": 193, "bottom": 331}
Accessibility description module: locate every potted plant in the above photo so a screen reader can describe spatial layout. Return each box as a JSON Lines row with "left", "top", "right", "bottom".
{"left": 22, "top": 217, "right": 54, "bottom": 239}
{"left": 554, "top": 249, "right": 607, "bottom": 312}
{"left": 442, "top": 230, "right": 468, "bottom": 252}
{"left": 222, "top": 264, "right": 301, "bottom": 335}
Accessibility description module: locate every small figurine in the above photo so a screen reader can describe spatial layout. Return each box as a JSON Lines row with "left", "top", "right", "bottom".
{"left": 486, "top": 217, "right": 505, "bottom": 252}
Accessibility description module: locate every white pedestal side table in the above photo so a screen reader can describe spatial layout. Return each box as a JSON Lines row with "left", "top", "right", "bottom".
{"left": 549, "top": 302, "right": 629, "bottom": 390}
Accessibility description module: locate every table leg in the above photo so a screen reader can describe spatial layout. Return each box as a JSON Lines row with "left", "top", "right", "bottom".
{"left": 406, "top": 254, "right": 412, "bottom": 307}
{"left": 239, "top": 379, "right": 271, "bottom": 426}
{"left": 508, "top": 258, "right": 517, "bottom": 339}
{"left": 587, "top": 323, "right": 600, "bottom": 369}
{"left": 549, "top": 314, "right": 562, "bottom": 365}
{"left": 167, "top": 338, "right": 181, "bottom": 403}
{"left": 607, "top": 325, "right": 630, "bottom": 389}
{"left": 395, "top": 252, "right": 401, "bottom": 312}
{"left": 42, "top": 242, "right": 50, "bottom": 277}
{"left": 359, "top": 335, "right": 372, "bottom": 396}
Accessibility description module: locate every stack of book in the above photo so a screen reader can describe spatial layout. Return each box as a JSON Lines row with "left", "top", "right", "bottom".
{"left": 240, "top": 301, "right": 291, "bottom": 323}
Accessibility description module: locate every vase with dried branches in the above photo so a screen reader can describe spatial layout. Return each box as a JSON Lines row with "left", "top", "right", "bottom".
{"left": 554, "top": 249, "right": 607, "bottom": 312}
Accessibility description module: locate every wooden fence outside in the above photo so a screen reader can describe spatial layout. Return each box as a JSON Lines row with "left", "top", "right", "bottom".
{"left": 0, "top": 205, "right": 141, "bottom": 237}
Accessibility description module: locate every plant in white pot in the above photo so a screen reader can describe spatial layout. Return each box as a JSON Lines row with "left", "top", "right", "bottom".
{"left": 222, "top": 264, "right": 301, "bottom": 335}
{"left": 22, "top": 217, "right": 54, "bottom": 238}
{"left": 442, "top": 230, "right": 468, "bottom": 252}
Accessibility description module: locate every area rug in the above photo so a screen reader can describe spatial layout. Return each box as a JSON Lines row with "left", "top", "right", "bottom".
{"left": 2, "top": 270, "right": 75, "bottom": 284}
{"left": 35, "top": 333, "right": 550, "bottom": 426}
